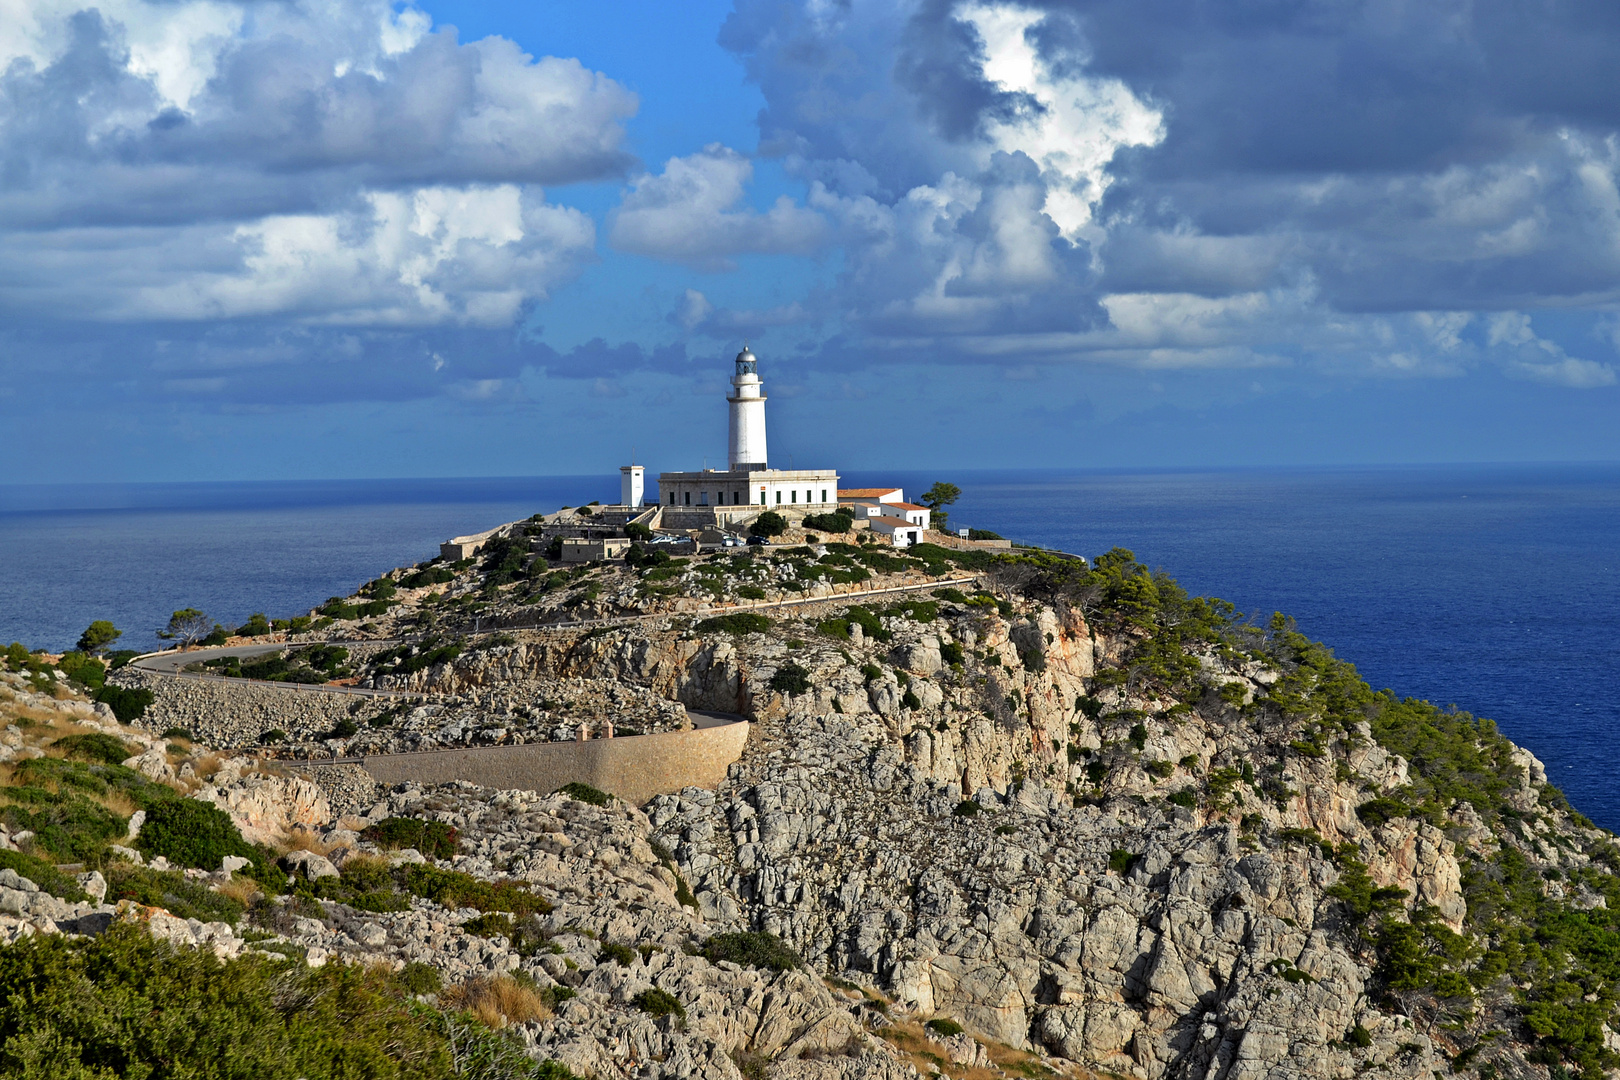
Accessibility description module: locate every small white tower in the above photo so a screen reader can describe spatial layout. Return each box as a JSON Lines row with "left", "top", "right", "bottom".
{"left": 727, "top": 345, "right": 768, "bottom": 471}
{"left": 620, "top": 465, "right": 645, "bottom": 507}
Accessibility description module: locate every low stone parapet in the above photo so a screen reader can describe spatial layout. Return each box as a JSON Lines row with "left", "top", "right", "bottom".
{"left": 352, "top": 718, "right": 751, "bottom": 805}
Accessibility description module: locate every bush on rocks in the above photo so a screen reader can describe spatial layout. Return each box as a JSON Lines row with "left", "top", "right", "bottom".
{"left": 633, "top": 988, "right": 685, "bottom": 1021}
{"left": 0, "top": 851, "right": 89, "bottom": 902}
{"left": 768, "top": 663, "right": 812, "bottom": 696}
{"left": 51, "top": 733, "right": 132, "bottom": 764}
{"left": 401, "top": 864, "right": 552, "bottom": 917}
{"left": 926, "top": 1018, "right": 964, "bottom": 1037}
{"left": 362, "top": 817, "right": 460, "bottom": 859}
{"left": 136, "top": 799, "right": 285, "bottom": 890}
{"left": 105, "top": 861, "right": 248, "bottom": 925}
{"left": 693, "top": 613, "right": 771, "bottom": 637}
{"left": 699, "top": 931, "right": 802, "bottom": 973}
{"left": 599, "top": 941, "right": 636, "bottom": 966}
{"left": 555, "top": 783, "right": 612, "bottom": 807}
{"left": 93, "top": 684, "right": 153, "bottom": 723}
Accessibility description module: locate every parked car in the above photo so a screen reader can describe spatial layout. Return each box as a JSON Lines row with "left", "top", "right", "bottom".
{"left": 722, "top": 535, "right": 741, "bottom": 547}
{"left": 746, "top": 534, "right": 769, "bottom": 546}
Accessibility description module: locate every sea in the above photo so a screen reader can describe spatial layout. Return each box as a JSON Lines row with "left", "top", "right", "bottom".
{"left": 2, "top": 464, "right": 1617, "bottom": 828}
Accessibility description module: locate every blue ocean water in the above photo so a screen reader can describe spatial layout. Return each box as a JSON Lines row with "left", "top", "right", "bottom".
{"left": 2, "top": 465, "right": 1617, "bottom": 826}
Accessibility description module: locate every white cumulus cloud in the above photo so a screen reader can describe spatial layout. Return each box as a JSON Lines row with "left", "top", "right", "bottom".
{"left": 610, "top": 145, "right": 826, "bottom": 271}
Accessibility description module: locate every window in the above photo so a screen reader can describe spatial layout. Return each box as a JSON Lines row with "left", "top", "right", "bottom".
{"left": 699, "top": 491, "right": 708, "bottom": 505}
{"left": 759, "top": 489, "right": 766, "bottom": 504}
{"left": 821, "top": 489, "right": 827, "bottom": 503}
{"left": 684, "top": 492, "right": 690, "bottom": 505}
{"left": 791, "top": 490, "right": 797, "bottom": 503}
{"left": 776, "top": 491, "right": 782, "bottom": 504}
{"left": 733, "top": 492, "right": 741, "bottom": 505}
{"left": 669, "top": 492, "right": 675, "bottom": 505}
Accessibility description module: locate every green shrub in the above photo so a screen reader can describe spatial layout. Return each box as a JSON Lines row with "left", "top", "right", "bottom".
{"left": 329, "top": 719, "right": 359, "bottom": 739}
{"left": 926, "top": 1018, "right": 964, "bottom": 1037}
{"left": 952, "top": 800, "right": 980, "bottom": 817}
{"left": 401, "top": 864, "right": 552, "bottom": 917}
{"left": 694, "top": 612, "right": 772, "bottom": 636}
{"left": 967, "top": 529, "right": 1003, "bottom": 540}
{"left": 556, "top": 782, "right": 612, "bottom": 807}
{"left": 1128, "top": 723, "right": 1148, "bottom": 750}
{"left": 397, "top": 961, "right": 443, "bottom": 995}
{"left": 1, "top": 784, "right": 130, "bottom": 863}
{"left": 105, "top": 862, "right": 247, "bottom": 925}
{"left": 93, "top": 684, "right": 153, "bottom": 723}
{"left": 736, "top": 585, "right": 766, "bottom": 600}
{"left": 600, "top": 942, "right": 637, "bottom": 965}
{"left": 237, "top": 613, "right": 272, "bottom": 636}
{"left": 750, "top": 511, "right": 788, "bottom": 538}
{"left": 633, "top": 987, "right": 686, "bottom": 1020}
{"left": 1166, "top": 790, "right": 1197, "bottom": 808}
{"left": 362, "top": 817, "right": 461, "bottom": 860}
{"left": 1144, "top": 760, "right": 1174, "bottom": 780}
{"left": 259, "top": 728, "right": 287, "bottom": 744}
{"left": 817, "top": 619, "right": 849, "bottom": 639}
{"left": 0, "top": 922, "right": 483, "bottom": 1077}
{"left": 1108, "top": 849, "right": 1135, "bottom": 875}
{"left": 802, "top": 510, "right": 855, "bottom": 532}
{"left": 939, "top": 641, "right": 964, "bottom": 666}
{"left": 699, "top": 931, "right": 802, "bottom": 972}
{"left": 769, "top": 662, "right": 812, "bottom": 696}
{"left": 136, "top": 798, "right": 261, "bottom": 873}
{"left": 57, "top": 651, "right": 106, "bottom": 690}
{"left": 901, "top": 688, "right": 921, "bottom": 710}
{"left": 1346, "top": 1024, "right": 1373, "bottom": 1049}
{"left": 464, "top": 913, "right": 515, "bottom": 939}
{"left": 842, "top": 605, "right": 889, "bottom": 642}
{"left": 1355, "top": 797, "right": 1410, "bottom": 827}
{"left": 160, "top": 727, "right": 193, "bottom": 740}
{"left": 0, "top": 851, "right": 89, "bottom": 902}
{"left": 51, "top": 733, "right": 131, "bottom": 764}
{"left": 401, "top": 566, "right": 455, "bottom": 589}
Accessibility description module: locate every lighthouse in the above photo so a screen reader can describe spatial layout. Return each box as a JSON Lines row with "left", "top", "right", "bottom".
{"left": 727, "top": 345, "right": 768, "bottom": 471}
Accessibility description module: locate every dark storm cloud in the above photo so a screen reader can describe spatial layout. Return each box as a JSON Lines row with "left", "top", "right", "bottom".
{"left": 893, "top": 0, "right": 1045, "bottom": 143}
{"left": 716, "top": 0, "right": 1620, "bottom": 381}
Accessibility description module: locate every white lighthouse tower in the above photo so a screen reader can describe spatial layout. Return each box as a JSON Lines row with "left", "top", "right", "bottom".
{"left": 727, "top": 345, "right": 768, "bottom": 471}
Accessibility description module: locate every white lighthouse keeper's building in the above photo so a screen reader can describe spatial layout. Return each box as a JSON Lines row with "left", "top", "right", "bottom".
{"left": 658, "top": 346, "right": 837, "bottom": 525}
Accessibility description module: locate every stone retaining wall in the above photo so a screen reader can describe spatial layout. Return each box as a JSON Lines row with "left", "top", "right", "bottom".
{"left": 354, "top": 719, "right": 751, "bottom": 805}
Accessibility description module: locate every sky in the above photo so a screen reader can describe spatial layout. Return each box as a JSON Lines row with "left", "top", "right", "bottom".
{"left": 3, "top": 0, "right": 1620, "bottom": 483}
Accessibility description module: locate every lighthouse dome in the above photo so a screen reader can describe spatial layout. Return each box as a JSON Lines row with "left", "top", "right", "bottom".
{"left": 734, "top": 345, "right": 758, "bottom": 377}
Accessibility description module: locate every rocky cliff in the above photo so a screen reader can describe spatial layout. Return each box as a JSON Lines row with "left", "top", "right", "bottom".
{"left": 394, "top": 547, "right": 1617, "bottom": 1079}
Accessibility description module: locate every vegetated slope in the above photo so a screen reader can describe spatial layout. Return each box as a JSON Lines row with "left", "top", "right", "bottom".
{"left": 637, "top": 547, "right": 1620, "bottom": 1080}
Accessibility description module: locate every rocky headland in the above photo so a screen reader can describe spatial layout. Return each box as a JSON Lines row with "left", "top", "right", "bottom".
{"left": 2, "top": 536, "right": 1616, "bottom": 1080}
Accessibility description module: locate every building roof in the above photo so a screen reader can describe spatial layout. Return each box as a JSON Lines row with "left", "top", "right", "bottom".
{"left": 868, "top": 517, "right": 923, "bottom": 532}
{"left": 838, "top": 488, "right": 902, "bottom": 499}
{"left": 889, "top": 502, "right": 930, "bottom": 512}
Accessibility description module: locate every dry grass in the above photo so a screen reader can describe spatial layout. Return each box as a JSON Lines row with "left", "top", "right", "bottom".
{"left": 216, "top": 876, "right": 263, "bottom": 905}
{"left": 279, "top": 829, "right": 341, "bottom": 856}
{"left": 440, "top": 975, "right": 551, "bottom": 1029}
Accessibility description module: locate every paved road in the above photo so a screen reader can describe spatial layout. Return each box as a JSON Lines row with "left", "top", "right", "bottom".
{"left": 129, "top": 639, "right": 407, "bottom": 697}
